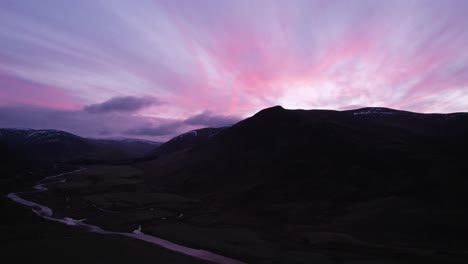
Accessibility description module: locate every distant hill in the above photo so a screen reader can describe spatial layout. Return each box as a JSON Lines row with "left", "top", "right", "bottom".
{"left": 0, "top": 128, "right": 162, "bottom": 163}
{"left": 88, "top": 137, "right": 162, "bottom": 159}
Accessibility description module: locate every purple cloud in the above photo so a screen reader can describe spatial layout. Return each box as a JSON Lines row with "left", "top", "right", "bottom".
{"left": 84, "top": 96, "right": 161, "bottom": 114}
{"left": 0, "top": 106, "right": 177, "bottom": 141}
{"left": 0, "top": 105, "right": 238, "bottom": 141}
{"left": 126, "top": 111, "right": 241, "bottom": 137}
{"left": 184, "top": 111, "right": 241, "bottom": 127}
{"left": 0, "top": 0, "right": 468, "bottom": 135}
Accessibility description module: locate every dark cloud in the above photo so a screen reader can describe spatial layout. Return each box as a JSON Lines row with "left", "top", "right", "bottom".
{"left": 84, "top": 96, "right": 161, "bottom": 113}
{"left": 184, "top": 111, "right": 240, "bottom": 127}
{"left": 126, "top": 122, "right": 182, "bottom": 136}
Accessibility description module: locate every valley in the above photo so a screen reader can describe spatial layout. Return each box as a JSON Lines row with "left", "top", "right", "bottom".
{"left": 2, "top": 1, "right": 467, "bottom": 263}
{"left": 3, "top": 106, "right": 468, "bottom": 263}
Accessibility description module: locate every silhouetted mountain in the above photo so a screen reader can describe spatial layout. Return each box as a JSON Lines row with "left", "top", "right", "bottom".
{"left": 141, "top": 106, "right": 468, "bottom": 249}
{"left": 154, "top": 127, "right": 226, "bottom": 156}
{"left": 0, "top": 128, "right": 162, "bottom": 162}
{"left": 0, "top": 129, "right": 94, "bottom": 161}
{"left": 89, "top": 138, "right": 162, "bottom": 158}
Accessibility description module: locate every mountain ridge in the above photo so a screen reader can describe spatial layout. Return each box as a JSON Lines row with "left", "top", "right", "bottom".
{"left": 0, "top": 128, "right": 162, "bottom": 162}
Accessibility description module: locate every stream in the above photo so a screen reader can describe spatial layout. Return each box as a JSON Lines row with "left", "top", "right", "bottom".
{"left": 7, "top": 168, "right": 244, "bottom": 264}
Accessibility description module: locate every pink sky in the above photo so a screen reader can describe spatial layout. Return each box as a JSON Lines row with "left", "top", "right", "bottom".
{"left": 0, "top": 0, "right": 467, "bottom": 140}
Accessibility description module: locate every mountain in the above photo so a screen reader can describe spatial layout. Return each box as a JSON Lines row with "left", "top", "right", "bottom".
{"left": 140, "top": 106, "right": 468, "bottom": 249}
{"left": 5, "top": 107, "right": 468, "bottom": 263}
{"left": 146, "top": 106, "right": 468, "bottom": 193}
{"left": 0, "top": 128, "right": 162, "bottom": 162}
{"left": 0, "top": 128, "right": 94, "bottom": 161}
{"left": 89, "top": 138, "right": 162, "bottom": 159}
{"left": 153, "top": 127, "right": 226, "bottom": 156}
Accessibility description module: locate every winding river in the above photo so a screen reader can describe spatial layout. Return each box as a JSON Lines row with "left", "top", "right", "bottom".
{"left": 7, "top": 168, "right": 244, "bottom": 264}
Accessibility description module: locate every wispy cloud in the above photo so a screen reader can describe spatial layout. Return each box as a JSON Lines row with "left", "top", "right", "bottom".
{"left": 0, "top": 0, "right": 467, "bottom": 137}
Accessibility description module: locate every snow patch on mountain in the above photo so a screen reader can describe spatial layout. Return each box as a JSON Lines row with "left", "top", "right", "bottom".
{"left": 174, "top": 130, "right": 198, "bottom": 140}
{"left": 352, "top": 108, "right": 396, "bottom": 115}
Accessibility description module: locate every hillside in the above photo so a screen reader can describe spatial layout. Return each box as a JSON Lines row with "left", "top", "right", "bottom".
{"left": 0, "top": 128, "right": 162, "bottom": 163}
{"left": 139, "top": 106, "right": 468, "bottom": 253}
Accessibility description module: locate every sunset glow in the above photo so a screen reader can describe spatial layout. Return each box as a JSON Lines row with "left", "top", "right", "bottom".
{"left": 1, "top": 0, "right": 467, "bottom": 140}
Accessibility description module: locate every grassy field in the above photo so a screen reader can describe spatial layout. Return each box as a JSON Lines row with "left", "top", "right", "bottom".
{"left": 18, "top": 164, "right": 468, "bottom": 264}
{"left": 0, "top": 168, "right": 205, "bottom": 264}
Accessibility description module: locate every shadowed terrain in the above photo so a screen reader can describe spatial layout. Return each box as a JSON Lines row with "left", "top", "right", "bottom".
{"left": 0, "top": 128, "right": 162, "bottom": 162}
{"left": 3, "top": 106, "right": 468, "bottom": 263}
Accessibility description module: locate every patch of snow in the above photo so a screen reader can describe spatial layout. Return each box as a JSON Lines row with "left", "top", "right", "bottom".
{"left": 353, "top": 108, "right": 395, "bottom": 115}
{"left": 174, "top": 130, "right": 198, "bottom": 141}
{"left": 116, "top": 138, "right": 161, "bottom": 144}
{"left": 182, "top": 130, "right": 198, "bottom": 137}
{"left": 42, "top": 139, "right": 61, "bottom": 143}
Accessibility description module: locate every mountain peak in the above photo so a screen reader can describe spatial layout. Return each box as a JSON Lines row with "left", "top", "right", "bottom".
{"left": 267, "top": 105, "right": 285, "bottom": 110}
{"left": 251, "top": 105, "right": 288, "bottom": 119}
{"left": 257, "top": 105, "right": 285, "bottom": 113}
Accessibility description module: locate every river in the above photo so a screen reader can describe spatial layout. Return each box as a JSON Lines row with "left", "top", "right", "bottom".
{"left": 7, "top": 168, "right": 244, "bottom": 264}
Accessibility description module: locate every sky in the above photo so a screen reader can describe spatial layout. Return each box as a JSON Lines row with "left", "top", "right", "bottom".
{"left": 1, "top": 0, "right": 468, "bottom": 140}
